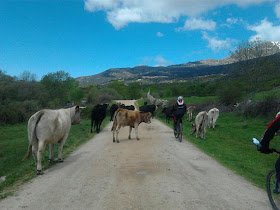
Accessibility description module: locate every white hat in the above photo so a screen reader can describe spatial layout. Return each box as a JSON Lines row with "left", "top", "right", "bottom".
{"left": 177, "top": 96, "right": 184, "bottom": 105}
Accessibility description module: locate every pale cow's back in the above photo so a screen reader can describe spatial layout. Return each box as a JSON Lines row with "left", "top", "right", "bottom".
{"left": 24, "top": 106, "right": 82, "bottom": 175}
{"left": 35, "top": 109, "right": 72, "bottom": 144}
{"left": 208, "top": 108, "right": 219, "bottom": 128}
{"left": 191, "top": 111, "right": 208, "bottom": 139}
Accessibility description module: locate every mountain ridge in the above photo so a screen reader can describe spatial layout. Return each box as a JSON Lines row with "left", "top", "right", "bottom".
{"left": 76, "top": 42, "right": 280, "bottom": 86}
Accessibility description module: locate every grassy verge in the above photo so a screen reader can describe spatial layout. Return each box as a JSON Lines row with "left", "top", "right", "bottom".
{"left": 0, "top": 117, "right": 110, "bottom": 199}
{"left": 157, "top": 112, "right": 280, "bottom": 190}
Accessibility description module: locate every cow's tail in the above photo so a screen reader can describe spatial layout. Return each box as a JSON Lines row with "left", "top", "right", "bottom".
{"left": 201, "top": 113, "right": 208, "bottom": 131}
{"left": 22, "top": 111, "right": 44, "bottom": 161}
{"left": 111, "top": 108, "right": 120, "bottom": 131}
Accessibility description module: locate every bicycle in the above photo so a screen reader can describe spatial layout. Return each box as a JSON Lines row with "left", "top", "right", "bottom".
{"left": 253, "top": 138, "right": 280, "bottom": 210}
{"left": 174, "top": 119, "right": 182, "bottom": 142}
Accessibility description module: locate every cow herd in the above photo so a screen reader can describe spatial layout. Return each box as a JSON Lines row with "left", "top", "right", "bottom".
{"left": 23, "top": 95, "right": 220, "bottom": 175}
{"left": 161, "top": 105, "right": 219, "bottom": 140}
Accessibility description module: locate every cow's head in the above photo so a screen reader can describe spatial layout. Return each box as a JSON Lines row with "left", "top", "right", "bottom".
{"left": 72, "top": 106, "right": 85, "bottom": 125}
{"left": 190, "top": 123, "right": 196, "bottom": 135}
{"left": 142, "top": 112, "right": 152, "bottom": 124}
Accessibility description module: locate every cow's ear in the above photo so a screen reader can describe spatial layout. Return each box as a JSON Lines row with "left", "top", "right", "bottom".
{"left": 75, "top": 106, "right": 80, "bottom": 112}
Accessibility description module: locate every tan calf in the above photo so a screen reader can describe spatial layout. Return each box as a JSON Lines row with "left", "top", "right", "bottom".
{"left": 111, "top": 108, "right": 152, "bottom": 143}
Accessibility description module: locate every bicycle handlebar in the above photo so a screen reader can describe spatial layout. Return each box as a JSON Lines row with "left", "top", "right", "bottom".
{"left": 251, "top": 138, "right": 280, "bottom": 154}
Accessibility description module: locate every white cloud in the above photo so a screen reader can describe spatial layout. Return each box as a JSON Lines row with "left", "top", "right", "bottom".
{"left": 154, "top": 56, "right": 169, "bottom": 66}
{"left": 226, "top": 18, "right": 238, "bottom": 24}
{"left": 248, "top": 18, "right": 280, "bottom": 42}
{"left": 140, "top": 56, "right": 170, "bottom": 66}
{"left": 177, "top": 17, "right": 216, "bottom": 31}
{"left": 275, "top": 1, "right": 280, "bottom": 18}
{"left": 202, "top": 32, "right": 235, "bottom": 52}
{"left": 84, "top": 0, "right": 273, "bottom": 29}
{"left": 156, "top": 32, "right": 164, "bottom": 37}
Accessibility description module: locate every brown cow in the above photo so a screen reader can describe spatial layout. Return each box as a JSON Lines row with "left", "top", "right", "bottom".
{"left": 187, "top": 106, "right": 196, "bottom": 121}
{"left": 111, "top": 108, "right": 152, "bottom": 143}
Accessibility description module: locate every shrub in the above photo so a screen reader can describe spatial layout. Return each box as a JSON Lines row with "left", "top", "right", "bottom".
{"left": 237, "top": 94, "right": 279, "bottom": 118}
{"left": 218, "top": 85, "right": 244, "bottom": 106}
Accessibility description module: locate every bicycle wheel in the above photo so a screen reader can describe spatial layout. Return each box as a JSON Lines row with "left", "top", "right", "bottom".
{"left": 178, "top": 123, "right": 182, "bottom": 142}
{"left": 173, "top": 124, "right": 178, "bottom": 138}
{"left": 267, "top": 169, "right": 280, "bottom": 210}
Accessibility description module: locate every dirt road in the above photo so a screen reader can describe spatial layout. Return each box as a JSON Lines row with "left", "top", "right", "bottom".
{"left": 0, "top": 100, "right": 271, "bottom": 209}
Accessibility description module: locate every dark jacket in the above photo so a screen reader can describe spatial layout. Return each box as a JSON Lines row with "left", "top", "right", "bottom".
{"left": 172, "top": 102, "right": 187, "bottom": 116}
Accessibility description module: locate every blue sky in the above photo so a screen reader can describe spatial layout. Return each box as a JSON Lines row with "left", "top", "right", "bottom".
{"left": 1, "top": 0, "right": 280, "bottom": 80}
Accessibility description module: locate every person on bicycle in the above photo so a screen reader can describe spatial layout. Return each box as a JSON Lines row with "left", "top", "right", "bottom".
{"left": 256, "top": 114, "right": 280, "bottom": 181}
{"left": 172, "top": 96, "right": 187, "bottom": 130}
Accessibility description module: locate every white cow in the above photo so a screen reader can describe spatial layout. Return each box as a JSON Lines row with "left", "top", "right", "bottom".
{"left": 147, "top": 90, "right": 169, "bottom": 108}
{"left": 23, "top": 106, "right": 83, "bottom": 175}
{"left": 187, "top": 106, "right": 196, "bottom": 121}
{"left": 191, "top": 111, "right": 208, "bottom": 140}
{"left": 208, "top": 108, "right": 219, "bottom": 128}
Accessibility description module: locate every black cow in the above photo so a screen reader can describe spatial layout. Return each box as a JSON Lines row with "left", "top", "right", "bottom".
{"left": 139, "top": 104, "right": 156, "bottom": 117}
{"left": 110, "top": 104, "right": 119, "bottom": 121}
{"left": 162, "top": 106, "right": 173, "bottom": 123}
{"left": 120, "top": 104, "right": 135, "bottom": 110}
{"left": 91, "top": 104, "right": 108, "bottom": 133}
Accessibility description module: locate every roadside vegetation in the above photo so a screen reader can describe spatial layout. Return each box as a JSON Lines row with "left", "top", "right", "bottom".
{"left": 156, "top": 104, "right": 280, "bottom": 190}
{"left": 0, "top": 117, "right": 110, "bottom": 198}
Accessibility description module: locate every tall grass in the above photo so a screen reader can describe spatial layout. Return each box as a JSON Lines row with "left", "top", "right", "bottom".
{"left": 0, "top": 117, "right": 110, "bottom": 198}
{"left": 157, "top": 112, "right": 280, "bottom": 190}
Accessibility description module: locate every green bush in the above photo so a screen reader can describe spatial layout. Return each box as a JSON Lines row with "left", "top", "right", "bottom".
{"left": 218, "top": 85, "right": 244, "bottom": 106}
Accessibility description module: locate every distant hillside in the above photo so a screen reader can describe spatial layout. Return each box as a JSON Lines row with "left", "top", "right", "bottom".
{"left": 76, "top": 58, "right": 234, "bottom": 86}
{"left": 76, "top": 51, "right": 280, "bottom": 86}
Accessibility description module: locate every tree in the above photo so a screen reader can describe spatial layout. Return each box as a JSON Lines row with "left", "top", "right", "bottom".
{"left": 230, "top": 38, "right": 280, "bottom": 100}
{"left": 41, "top": 71, "right": 78, "bottom": 106}
{"left": 18, "top": 70, "right": 37, "bottom": 82}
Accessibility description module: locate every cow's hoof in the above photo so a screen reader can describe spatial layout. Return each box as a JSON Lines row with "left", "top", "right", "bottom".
{"left": 58, "top": 159, "right": 64, "bottom": 162}
{"left": 117, "top": 140, "right": 120, "bottom": 143}
{"left": 49, "top": 158, "right": 54, "bottom": 163}
{"left": 37, "top": 170, "right": 43, "bottom": 175}
{"left": 137, "top": 138, "right": 140, "bottom": 141}
{"left": 113, "top": 140, "right": 115, "bottom": 143}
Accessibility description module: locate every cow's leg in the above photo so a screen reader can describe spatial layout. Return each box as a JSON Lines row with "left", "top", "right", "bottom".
{"left": 32, "top": 142, "right": 38, "bottom": 164}
{"left": 195, "top": 125, "right": 199, "bottom": 138}
{"left": 94, "top": 120, "right": 97, "bottom": 133}
{"left": 128, "top": 126, "right": 132, "bottom": 139}
{"left": 90, "top": 119, "right": 94, "bottom": 133}
{"left": 58, "top": 135, "right": 68, "bottom": 162}
{"left": 135, "top": 125, "right": 140, "bottom": 140}
{"left": 202, "top": 126, "right": 206, "bottom": 139}
{"left": 36, "top": 140, "right": 47, "bottom": 175}
{"left": 48, "top": 143, "right": 55, "bottom": 162}
{"left": 113, "top": 128, "right": 116, "bottom": 143}
{"left": 96, "top": 120, "right": 100, "bottom": 133}
{"left": 98, "top": 120, "right": 102, "bottom": 133}
{"left": 116, "top": 125, "right": 121, "bottom": 143}
{"left": 213, "top": 118, "right": 217, "bottom": 128}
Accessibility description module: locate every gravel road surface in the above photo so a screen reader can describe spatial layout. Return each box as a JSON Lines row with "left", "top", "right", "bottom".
{"left": 0, "top": 100, "right": 271, "bottom": 210}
